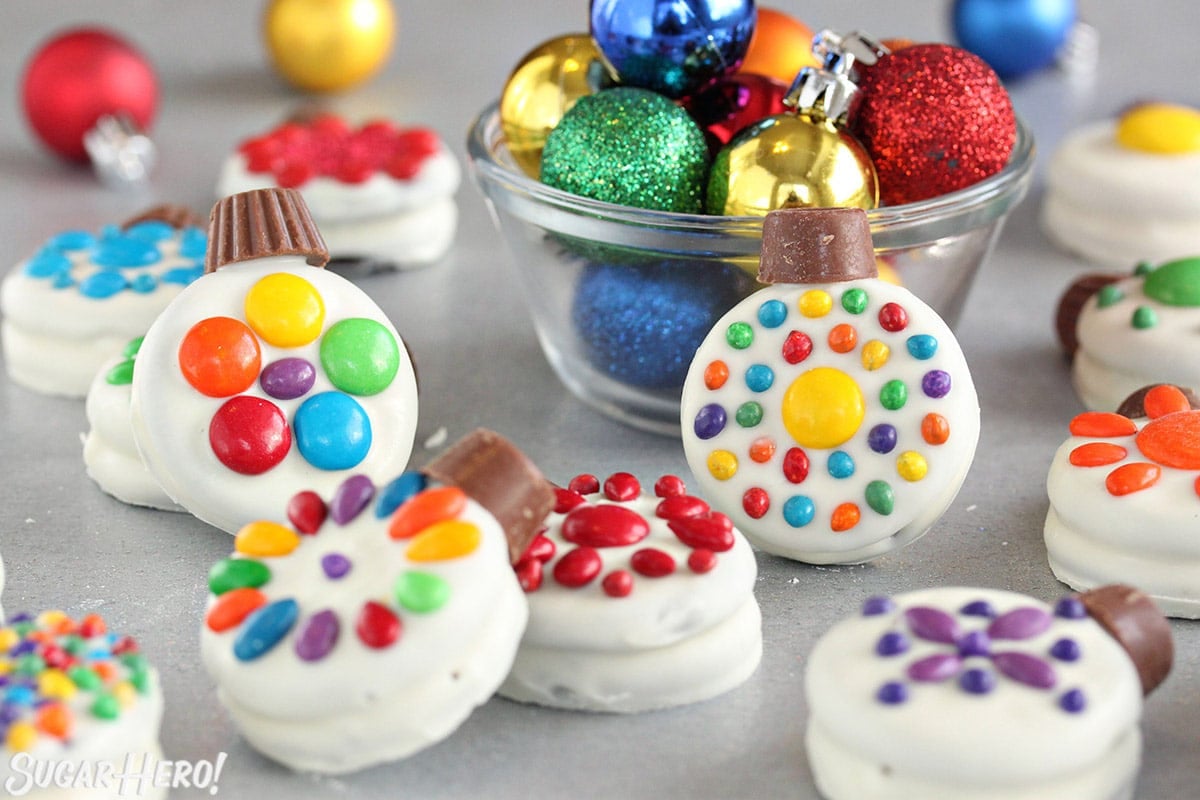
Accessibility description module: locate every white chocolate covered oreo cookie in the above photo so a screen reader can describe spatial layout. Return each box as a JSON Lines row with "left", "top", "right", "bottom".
{"left": 200, "top": 430, "right": 552, "bottom": 773}
{"left": 681, "top": 208, "right": 980, "bottom": 564}
{"left": 130, "top": 189, "right": 419, "bottom": 534}
{"left": 1, "top": 206, "right": 205, "bottom": 397}
{"left": 503, "top": 471, "right": 761, "bottom": 713}
{"left": 805, "top": 585, "right": 1172, "bottom": 800}
{"left": 216, "top": 113, "right": 460, "bottom": 270}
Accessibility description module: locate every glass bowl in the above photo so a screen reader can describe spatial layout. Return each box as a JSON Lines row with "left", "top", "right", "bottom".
{"left": 468, "top": 102, "right": 1034, "bottom": 435}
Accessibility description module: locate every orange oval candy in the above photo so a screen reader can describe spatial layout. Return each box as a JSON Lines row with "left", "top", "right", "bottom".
{"left": 1136, "top": 412, "right": 1200, "bottom": 469}
{"left": 1144, "top": 385, "right": 1192, "bottom": 418}
{"left": 1105, "top": 462, "right": 1161, "bottom": 496}
{"left": 389, "top": 486, "right": 468, "bottom": 539}
{"left": 1069, "top": 442, "right": 1127, "bottom": 467}
{"left": 921, "top": 413, "right": 949, "bottom": 445}
{"left": 178, "top": 316, "right": 261, "bottom": 398}
{"left": 830, "top": 502, "right": 860, "bottom": 532}
{"left": 1069, "top": 412, "right": 1137, "bottom": 438}
{"left": 36, "top": 703, "right": 72, "bottom": 738}
{"left": 206, "top": 588, "right": 267, "bottom": 632}
{"left": 828, "top": 324, "right": 858, "bottom": 354}
{"left": 704, "top": 360, "right": 729, "bottom": 390}
{"left": 749, "top": 437, "right": 775, "bottom": 463}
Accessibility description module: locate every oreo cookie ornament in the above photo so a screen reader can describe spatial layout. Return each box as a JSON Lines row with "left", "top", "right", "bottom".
{"left": 680, "top": 208, "right": 980, "bottom": 564}
{"left": 200, "top": 430, "right": 553, "bottom": 774}
{"left": 131, "top": 189, "right": 419, "bottom": 534}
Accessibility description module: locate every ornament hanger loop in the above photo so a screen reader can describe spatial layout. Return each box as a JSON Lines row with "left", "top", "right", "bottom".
{"left": 784, "top": 30, "right": 891, "bottom": 124}
{"left": 83, "top": 112, "right": 157, "bottom": 188}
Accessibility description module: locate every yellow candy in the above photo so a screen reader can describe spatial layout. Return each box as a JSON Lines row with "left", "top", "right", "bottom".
{"left": 0, "top": 660, "right": 11, "bottom": 677}
{"left": 6, "top": 722, "right": 37, "bottom": 752}
{"left": 1116, "top": 103, "right": 1200, "bottom": 154}
{"left": 36, "top": 610, "right": 69, "bottom": 631}
{"left": 235, "top": 521, "right": 301, "bottom": 557}
{"left": 244, "top": 273, "right": 325, "bottom": 347}
{"left": 113, "top": 682, "right": 138, "bottom": 709}
{"left": 0, "top": 628, "right": 18, "bottom": 651}
{"left": 38, "top": 669, "right": 77, "bottom": 701}
{"left": 707, "top": 450, "right": 739, "bottom": 481}
{"left": 798, "top": 290, "right": 833, "bottom": 318}
{"left": 406, "top": 520, "right": 481, "bottom": 562}
{"left": 861, "top": 340, "right": 890, "bottom": 371}
{"left": 782, "top": 367, "right": 865, "bottom": 448}
{"left": 897, "top": 451, "right": 929, "bottom": 482}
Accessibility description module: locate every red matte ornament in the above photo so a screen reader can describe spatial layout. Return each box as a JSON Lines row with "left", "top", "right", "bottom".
{"left": 21, "top": 28, "right": 158, "bottom": 162}
{"left": 850, "top": 43, "right": 1015, "bottom": 206}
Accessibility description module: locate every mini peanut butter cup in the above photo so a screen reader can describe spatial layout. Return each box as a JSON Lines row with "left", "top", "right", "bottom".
{"left": 122, "top": 204, "right": 205, "bottom": 230}
{"left": 757, "top": 207, "right": 877, "bottom": 285}
{"left": 1054, "top": 272, "right": 1123, "bottom": 356}
{"left": 205, "top": 188, "right": 329, "bottom": 273}
{"left": 1079, "top": 584, "right": 1173, "bottom": 696}
{"left": 422, "top": 429, "right": 555, "bottom": 564}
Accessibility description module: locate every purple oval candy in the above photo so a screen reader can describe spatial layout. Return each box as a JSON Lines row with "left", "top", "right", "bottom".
{"left": 694, "top": 404, "right": 727, "bottom": 440}
{"left": 321, "top": 553, "right": 352, "bottom": 579}
{"left": 922, "top": 370, "right": 951, "bottom": 398}
{"left": 988, "top": 607, "right": 1052, "bottom": 641}
{"left": 993, "top": 651, "right": 1057, "bottom": 689}
{"left": 260, "top": 358, "right": 317, "bottom": 400}
{"left": 907, "top": 653, "right": 962, "bottom": 682}
{"left": 1049, "top": 637, "right": 1081, "bottom": 662}
{"left": 875, "top": 631, "right": 910, "bottom": 657}
{"left": 862, "top": 596, "right": 895, "bottom": 616}
{"left": 957, "top": 630, "right": 991, "bottom": 658}
{"left": 959, "top": 667, "right": 996, "bottom": 695}
{"left": 905, "top": 607, "right": 960, "bottom": 644}
{"left": 294, "top": 609, "right": 340, "bottom": 662}
{"left": 330, "top": 474, "right": 375, "bottom": 525}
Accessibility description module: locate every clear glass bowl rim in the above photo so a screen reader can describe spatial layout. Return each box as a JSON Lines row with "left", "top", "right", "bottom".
{"left": 467, "top": 100, "right": 1035, "bottom": 251}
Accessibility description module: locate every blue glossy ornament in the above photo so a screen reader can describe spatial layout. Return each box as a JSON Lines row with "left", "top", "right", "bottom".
{"left": 952, "top": 0, "right": 1076, "bottom": 79}
{"left": 572, "top": 259, "right": 755, "bottom": 390}
{"left": 589, "top": 0, "right": 757, "bottom": 99}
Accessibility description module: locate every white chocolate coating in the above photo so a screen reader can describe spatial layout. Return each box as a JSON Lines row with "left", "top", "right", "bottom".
{"left": 1072, "top": 269, "right": 1200, "bottom": 412}
{"left": 200, "top": 483, "right": 527, "bottom": 774}
{"left": 501, "top": 481, "right": 760, "bottom": 713}
{"left": 131, "top": 256, "right": 419, "bottom": 534}
{"left": 805, "top": 587, "right": 1144, "bottom": 800}
{"left": 1041, "top": 121, "right": 1200, "bottom": 269}
{"left": 1044, "top": 414, "right": 1200, "bottom": 618}
{"left": 82, "top": 345, "right": 182, "bottom": 512}
{"left": 1, "top": 222, "right": 205, "bottom": 397}
{"left": 216, "top": 142, "right": 460, "bottom": 269}
{"left": 681, "top": 279, "right": 980, "bottom": 564}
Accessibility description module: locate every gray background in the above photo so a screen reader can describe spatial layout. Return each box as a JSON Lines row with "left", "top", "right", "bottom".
{"left": 1, "top": 1, "right": 1197, "bottom": 797}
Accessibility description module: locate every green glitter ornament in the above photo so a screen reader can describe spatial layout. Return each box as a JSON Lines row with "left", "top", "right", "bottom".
{"left": 540, "top": 87, "right": 710, "bottom": 213}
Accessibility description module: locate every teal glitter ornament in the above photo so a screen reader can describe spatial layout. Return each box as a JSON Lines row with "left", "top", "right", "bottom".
{"left": 540, "top": 87, "right": 710, "bottom": 213}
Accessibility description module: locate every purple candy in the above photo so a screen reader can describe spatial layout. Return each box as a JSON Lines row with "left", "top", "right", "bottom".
{"left": 905, "top": 607, "right": 960, "bottom": 644}
{"left": 321, "top": 553, "right": 352, "bottom": 580}
{"left": 295, "top": 609, "right": 340, "bottom": 662}
{"left": 694, "top": 403, "right": 727, "bottom": 440}
{"left": 957, "top": 630, "right": 991, "bottom": 658}
{"left": 875, "top": 631, "right": 910, "bottom": 657}
{"left": 988, "top": 607, "right": 1052, "bottom": 641}
{"left": 876, "top": 681, "right": 908, "bottom": 705}
{"left": 862, "top": 596, "right": 895, "bottom": 616}
{"left": 1054, "top": 596, "right": 1087, "bottom": 619}
{"left": 959, "top": 667, "right": 996, "bottom": 694}
{"left": 959, "top": 599, "right": 996, "bottom": 618}
{"left": 260, "top": 357, "right": 317, "bottom": 400}
{"left": 330, "top": 474, "right": 376, "bottom": 525}
{"left": 867, "top": 423, "right": 897, "bottom": 454}
{"left": 993, "top": 651, "right": 1056, "bottom": 689}
{"left": 1059, "top": 688, "right": 1087, "bottom": 713}
{"left": 922, "top": 370, "right": 951, "bottom": 398}
{"left": 908, "top": 653, "right": 962, "bottom": 682}
{"left": 1049, "top": 638, "right": 1081, "bottom": 662}
{"left": 0, "top": 704, "right": 20, "bottom": 725}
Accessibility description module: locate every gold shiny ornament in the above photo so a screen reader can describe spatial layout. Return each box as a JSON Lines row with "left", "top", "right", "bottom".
{"left": 705, "top": 113, "right": 878, "bottom": 216}
{"left": 263, "top": 0, "right": 395, "bottom": 93}
{"left": 500, "top": 33, "right": 613, "bottom": 178}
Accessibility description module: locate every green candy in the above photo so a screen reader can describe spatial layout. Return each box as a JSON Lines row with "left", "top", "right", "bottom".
{"left": 1131, "top": 306, "right": 1158, "bottom": 329}
{"left": 865, "top": 480, "right": 895, "bottom": 516}
{"left": 208, "top": 558, "right": 271, "bottom": 595}
{"left": 68, "top": 665, "right": 103, "bottom": 691}
{"left": 91, "top": 693, "right": 121, "bottom": 720}
{"left": 841, "top": 288, "right": 868, "bottom": 315}
{"left": 735, "top": 401, "right": 763, "bottom": 428}
{"left": 394, "top": 571, "right": 451, "bottom": 614}
{"left": 880, "top": 380, "right": 908, "bottom": 411}
{"left": 320, "top": 318, "right": 400, "bottom": 396}
{"left": 1142, "top": 257, "right": 1200, "bottom": 306}
{"left": 726, "top": 322, "right": 754, "bottom": 349}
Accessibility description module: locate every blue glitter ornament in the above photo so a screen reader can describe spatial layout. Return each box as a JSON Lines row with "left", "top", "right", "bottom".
{"left": 572, "top": 259, "right": 755, "bottom": 390}
{"left": 952, "top": 0, "right": 1076, "bottom": 79}
{"left": 589, "top": 0, "right": 757, "bottom": 99}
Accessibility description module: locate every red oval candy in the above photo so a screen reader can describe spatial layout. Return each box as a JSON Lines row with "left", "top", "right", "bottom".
{"left": 553, "top": 546, "right": 602, "bottom": 588}
{"left": 561, "top": 505, "right": 650, "bottom": 547}
{"left": 631, "top": 548, "right": 676, "bottom": 578}
{"left": 668, "top": 513, "right": 735, "bottom": 552}
{"left": 655, "top": 494, "right": 711, "bottom": 521}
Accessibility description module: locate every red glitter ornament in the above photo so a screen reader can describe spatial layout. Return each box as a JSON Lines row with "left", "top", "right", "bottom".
{"left": 850, "top": 43, "right": 1016, "bottom": 206}
{"left": 21, "top": 28, "right": 157, "bottom": 163}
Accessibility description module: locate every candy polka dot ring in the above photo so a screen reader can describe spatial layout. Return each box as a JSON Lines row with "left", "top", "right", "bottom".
{"left": 1045, "top": 384, "right": 1200, "bottom": 618}
{"left": 681, "top": 208, "right": 980, "bottom": 564}
{"left": 200, "top": 430, "right": 552, "bottom": 774}
{"left": 131, "top": 189, "right": 419, "bottom": 534}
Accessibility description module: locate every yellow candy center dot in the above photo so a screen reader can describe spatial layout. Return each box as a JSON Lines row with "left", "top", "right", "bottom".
{"left": 707, "top": 449, "right": 738, "bottom": 481}
{"left": 799, "top": 289, "right": 833, "bottom": 318}
{"left": 406, "top": 520, "right": 482, "bottom": 562}
{"left": 235, "top": 520, "right": 301, "bottom": 557}
{"left": 897, "top": 451, "right": 928, "bottom": 482}
{"left": 1116, "top": 103, "right": 1200, "bottom": 154}
{"left": 782, "top": 367, "right": 865, "bottom": 448}
{"left": 244, "top": 273, "right": 326, "bottom": 347}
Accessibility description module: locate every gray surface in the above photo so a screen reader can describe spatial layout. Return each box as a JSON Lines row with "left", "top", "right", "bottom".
{"left": 0, "top": 2, "right": 1197, "bottom": 798}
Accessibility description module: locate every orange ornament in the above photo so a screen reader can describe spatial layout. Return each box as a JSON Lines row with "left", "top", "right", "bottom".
{"left": 737, "top": 8, "right": 819, "bottom": 84}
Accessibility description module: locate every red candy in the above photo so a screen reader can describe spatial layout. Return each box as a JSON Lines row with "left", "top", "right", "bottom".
{"left": 878, "top": 303, "right": 909, "bottom": 332}
{"left": 654, "top": 474, "right": 687, "bottom": 498}
{"left": 602, "top": 570, "right": 634, "bottom": 598}
{"left": 356, "top": 601, "right": 401, "bottom": 649}
{"left": 603, "top": 472, "right": 641, "bottom": 502}
{"left": 515, "top": 557, "right": 544, "bottom": 592}
{"left": 553, "top": 546, "right": 602, "bottom": 587}
{"left": 520, "top": 533, "right": 557, "bottom": 563}
{"left": 655, "top": 494, "right": 711, "bottom": 521}
{"left": 568, "top": 474, "right": 600, "bottom": 495}
{"left": 688, "top": 549, "right": 718, "bottom": 574}
{"left": 287, "top": 490, "right": 327, "bottom": 534}
{"left": 553, "top": 486, "right": 587, "bottom": 513}
{"left": 782, "top": 330, "right": 813, "bottom": 364}
{"left": 561, "top": 505, "right": 650, "bottom": 547}
{"left": 208, "top": 396, "right": 290, "bottom": 475}
{"left": 630, "top": 548, "right": 676, "bottom": 578}
{"left": 783, "top": 447, "right": 810, "bottom": 483}
{"left": 742, "top": 487, "right": 769, "bottom": 519}
{"left": 668, "top": 513, "right": 735, "bottom": 552}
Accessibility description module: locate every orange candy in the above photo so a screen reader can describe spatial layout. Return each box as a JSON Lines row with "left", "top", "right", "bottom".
{"left": 921, "top": 413, "right": 949, "bottom": 445}
{"left": 704, "top": 360, "right": 729, "bottom": 390}
{"left": 737, "top": 7, "right": 819, "bottom": 84}
{"left": 1144, "top": 384, "right": 1192, "bottom": 418}
{"left": 830, "top": 502, "right": 861, "bottom": 532}
{"left": 1136, "top": 412, "right": 1200, "bottom": 469}
{"left": 749, "top": 436, "right": 775, "bottom": 463}
{"left": 36, "top": 703, "right": 72, "bottom": 738}
{"left": 1105, "top": 462, "right": 1161, "bottom": 496}
{"left": 828, "top": 324, "right": 858, "bottom": 354}
{"left": 389, "top": 486, "right": 467, "bottom": 539}
{"left": 206, "top": 588, "right": 268, "bottom": 632}
{"left": 178, "top": 316, "right": 261, "bottom": 398}
{"left": 1069, "top": 442, "right": 1127, "bottom": 467}
{"left": 1069, "top": 412, "right": 1137, "bottom": 438}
